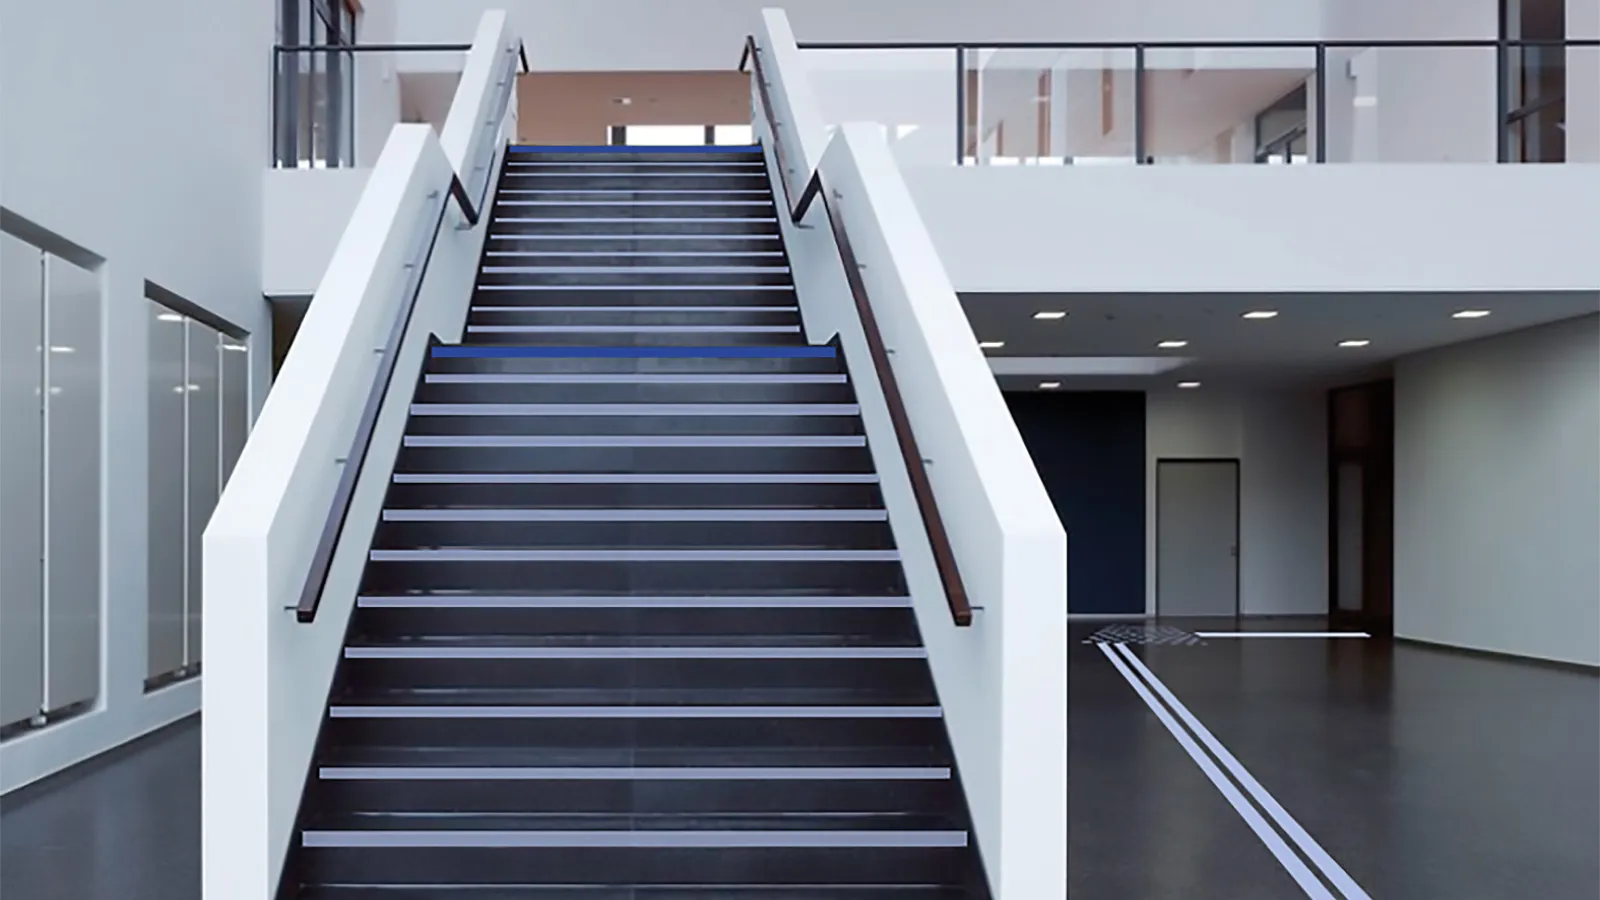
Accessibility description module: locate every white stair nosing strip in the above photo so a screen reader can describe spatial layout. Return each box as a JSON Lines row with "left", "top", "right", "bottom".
{"left": 391, "top": 472, "right": 878, "bottom": 484}
{"left": 485, "top": 250, "right": 785, "bottom": 258}
{"left": 401, "top": 434, "right": 866, "bottom": 447}
{"left": 356, "top": 594, "right": 911, "bottom": 609}
{"left": 319, "top": 766, "right": 951, "bottom": 780}
{"left": 498, "top": 188, "right": 771, "bottom": 195}
{"left": 463, "top": 324, "right": 801, "bottom": 334}
{"left": 424, "top": 373, "right": 841, "bottom": 384}
{"left": 494, "top": 217, "right": 778, "bottom": 224}
{"left": 468, "top": 305, "right": 799, "bottom": 314}
{"left": 506, "top": 161, "right": 765, "bottom": 168}
{"left": 481, "top": 266, "right": 791, "bottom": 274}
{"left": 475, "top": 283, "right": 793, "bottom": 292}
{"left": 489, "top": 233, "right": 777, "bottom": 241}
{"left": 408, "top": 402, "right": 857, "bottom": 416}
{"left": 344, "top": 645, "right": 925, "bottom": 660}
{"left": 301, "top": 830, "right": 967, "bottom": 849}
{"left": 369, "top": 548, "right": 901, "bottom": 562}
{"left": 498, "top": 200, "right": 775, "bottom": 207}
{"left": 382, "top": 507, "right": 886, "bottom": 522}
{"left": 328, "top": 704, "right": 942, "bottom": 719}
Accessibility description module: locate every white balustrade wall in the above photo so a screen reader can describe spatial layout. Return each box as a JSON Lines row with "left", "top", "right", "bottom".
{"left": 200, "top": 11, "right": 519, "bottom": 899}
{"left": 754, "top": 11, "right": 1069, "bottom": 898}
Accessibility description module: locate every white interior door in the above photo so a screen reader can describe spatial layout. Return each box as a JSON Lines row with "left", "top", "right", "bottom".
{"left": 1157, "top": 460, "right": 1240, "bottom": 617}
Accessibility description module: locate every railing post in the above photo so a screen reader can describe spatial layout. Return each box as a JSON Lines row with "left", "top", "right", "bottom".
{"left": 1495, "top": 40, "right": 1510, "bottom": 162}
{"left": 1314, "top": 43, "right": 1328, "bottom": 163}
{"left": 1133, "top": 44, "right": 1147, "bottom": 163}
{"left": 955, "top": 46, "right": 967, "bottom": 165}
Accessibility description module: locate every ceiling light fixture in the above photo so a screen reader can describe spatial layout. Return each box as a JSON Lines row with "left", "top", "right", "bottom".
{"left": 1241, "top": 310, "right": 1279, "bottom": 319}
{"left": 1178, "top": 381, "right": 1202, "bottom": 389}
{"left": 1157, "top": 340, "right": 1189, "bottom": 349}
{"left": 1033, "top": 311, "right": 1067, "bottom": 320}
{"left": 1039, "top": 381, "right": 1062, "bottom": 389}
{"left": 978, "top": 340, "right": 1006, "bottom": 349}
{"left": 1452, "top": 309, "right": 1491, "bottom": 319}
{"left": 1339, "top": 339, "right": 1371, "bottom": 348}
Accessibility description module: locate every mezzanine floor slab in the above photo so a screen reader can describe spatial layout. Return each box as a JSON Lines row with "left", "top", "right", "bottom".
{"left": 3, "top": 626, "right": 1595, "bottom": 899}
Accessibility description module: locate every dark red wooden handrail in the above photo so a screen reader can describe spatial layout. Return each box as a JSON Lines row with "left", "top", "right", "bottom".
{"left": 742, "top": 37, "right": 973, "bottom": 626}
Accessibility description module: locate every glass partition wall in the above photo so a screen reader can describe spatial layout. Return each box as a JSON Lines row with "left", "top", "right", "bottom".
{"left": 274, "top": 0, "right": 357, "bottom": 168}
{"left": 797, "top": 37, "right": 1598, "bottom": 165}
{"left": 144, "top": 291, "right": 251, "bottom": 691}
{"left": 0, "top": 232, "right": 102, "bottom": 737}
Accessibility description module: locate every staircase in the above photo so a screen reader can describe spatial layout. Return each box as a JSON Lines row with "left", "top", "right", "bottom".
{"left": 282, "top": 145, "right": 990, "bottom": 898}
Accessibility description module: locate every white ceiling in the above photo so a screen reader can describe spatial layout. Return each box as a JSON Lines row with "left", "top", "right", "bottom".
{"left": 963, "top": 291, "right": 1600, "bottom": 391}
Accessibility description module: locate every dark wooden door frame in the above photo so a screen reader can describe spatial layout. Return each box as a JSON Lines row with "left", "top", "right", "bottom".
{"left": 1326, "top": 381, "right": 1395, "bottom": 635}
{"left": 1154, "top": 457, "right": 1243, "bottom": 620}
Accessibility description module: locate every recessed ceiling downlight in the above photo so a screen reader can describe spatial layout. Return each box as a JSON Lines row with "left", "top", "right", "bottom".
{"left": 1242, "top": 310, "right": 1279, "bottom": 319}
{"left": 1452, "top": 309, "right": 1491, "bottom": 319}
{"left": 978, "top": 340, "right": 1005, "bottom": 349}
{"left": 1157, "top": 340, "right": 1189, "bottom": 349}
{"left": 1339, "top": 339, "right": 1371, "bottom": 348}
{"left": 1178, "top": 381, "right": 1202, "bottom": 389}
{"left": 1039, "top": 381, "right": 1062, "bottom": 389}
{"left": 1033, "top": 311, "right": 1067, "bottom": 320}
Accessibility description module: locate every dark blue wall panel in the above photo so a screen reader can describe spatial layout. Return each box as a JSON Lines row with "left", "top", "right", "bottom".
{"left": 1005, "top": 391, "right": 1146, "bottom": 615}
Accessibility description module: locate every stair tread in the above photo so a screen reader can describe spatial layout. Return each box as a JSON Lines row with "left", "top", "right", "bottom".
{"left": 319, "top": 744, "right": 950, "bottom": 767}
{"left": 289, "top": 147, "right": 986, "bottom": 897}
{"left": 300, "top": 886, "right": 970, "bottom": 898}
{"left": 306, "top": 812, "right": 964, "bottom": 832}
{"left": 333, "top": 687, "right": 937, "bottom": 706}
{"left": 346, "top": 634, "right": 918, "bottom": 648}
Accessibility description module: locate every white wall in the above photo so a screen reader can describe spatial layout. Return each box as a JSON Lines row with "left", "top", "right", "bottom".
{"left": 0, "top": 0, "right": 272, "bottom": 794}
{"left": 899, "top": 164, "right": 1600, "bottom": 293}
{"left": 394, "top": 0, "right": 1322, "bottom": 71}
{"left": 354, "top": 0, "right": 404, "bottom": 166}
{"left": 1146, "top": 387, "right": 1328, "bottom": 616}
{"left": 1394, "top": 315, "right": 1600, "bottom": 667}
{"left": 262, "top": 170, "right": 370, "bottom": 297}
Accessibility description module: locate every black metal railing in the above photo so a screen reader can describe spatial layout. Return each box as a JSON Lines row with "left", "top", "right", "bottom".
{"left": 293, "top": 40, "right": 522, "bottom": 624}
{"left": 741, "top": 38, "right": 974, "bottom": 626}
{"left": 273, "top": 42, "right": 530, "bottom": 169}
{"left": 793, "top": 38, "right": 1598, "bottom": 165}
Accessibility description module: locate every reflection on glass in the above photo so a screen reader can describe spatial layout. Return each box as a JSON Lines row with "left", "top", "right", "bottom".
{"left": 1142, "top": 47, "right": 1315, "bottom": 164}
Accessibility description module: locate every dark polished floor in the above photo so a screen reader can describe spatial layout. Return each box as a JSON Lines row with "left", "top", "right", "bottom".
{"left": 4, "top": 628, "right": 1597, "bottom": 900}
{"left": 1, "top": 716, "right": 200, "bottom": 900}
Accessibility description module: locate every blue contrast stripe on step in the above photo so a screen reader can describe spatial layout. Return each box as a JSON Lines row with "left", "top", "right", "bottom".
{"left": 432, "top": 345, "right": 834, "bottom": 359}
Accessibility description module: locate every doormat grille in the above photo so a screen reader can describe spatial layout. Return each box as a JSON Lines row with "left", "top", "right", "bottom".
{"left": 1082, "top": 624, "right": 1204, "bottom": 646}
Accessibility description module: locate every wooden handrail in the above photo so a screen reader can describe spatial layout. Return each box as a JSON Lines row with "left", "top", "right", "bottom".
{"left": 294, "top": 43, "right": 522, "bottom": 623}
{"left": 741, "top": 37, "right": 972, "bottom": 626}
